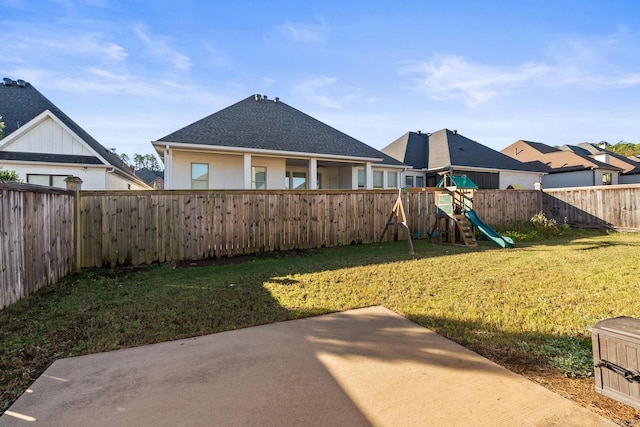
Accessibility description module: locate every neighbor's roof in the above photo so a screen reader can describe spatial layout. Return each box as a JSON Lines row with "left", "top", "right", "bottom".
{"left": 571, "top": 143, "right": 640, "bottom": 175}
{"left": 155, "top": 94, "right": 405, "bottom": 166}
{"left": 135, "top": 167, "right": 164, "bottom": 185}
{"left": 0, "top": 78, "right": 143, "bottom": 183}
{"left": 382, "top": 129, "right": 543, "bottom": 173}
{"left": 501, "top": 140, "right": 622, "bottom": 173}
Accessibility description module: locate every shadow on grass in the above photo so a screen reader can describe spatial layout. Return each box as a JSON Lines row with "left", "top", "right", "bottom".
{"left": 0, "top": 232, "right": 611, "bottom": 415}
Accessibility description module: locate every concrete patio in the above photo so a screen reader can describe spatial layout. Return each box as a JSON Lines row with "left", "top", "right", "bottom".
{"left": 1, "top": 306, "right": 614, "bottom": 426}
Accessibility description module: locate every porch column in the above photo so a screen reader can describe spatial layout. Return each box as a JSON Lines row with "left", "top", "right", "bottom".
{"left": 309, "top": 158, "right": 318, "bottom": 190}
{"left": 243, "top": 153, "right": 252, "bottom": 189}
{"left": 365, "top": 162, "right": 373, "bottom": 189}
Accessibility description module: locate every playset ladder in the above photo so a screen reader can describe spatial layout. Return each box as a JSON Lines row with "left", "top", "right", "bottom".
{"left": 453, "top": 214, "right": 477, "bottom": 246}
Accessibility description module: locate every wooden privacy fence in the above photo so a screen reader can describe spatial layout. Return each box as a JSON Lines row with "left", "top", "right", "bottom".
{"left": 77, "top": 188, "right": 547, "bottom": 268}
{"left": 0, "top": 183, "right": 74, "bottom": 309}
{"left": 543, "top": 184, "right": 640, "bottom": 230}
{"left": 474, "top": 190, "right": 543, "bottom": 228}
{"left": 3, "top": 183, "right": 640, "bottom": 307}
{"left": 78, "top": 190, "right": 435, "bottom": 268}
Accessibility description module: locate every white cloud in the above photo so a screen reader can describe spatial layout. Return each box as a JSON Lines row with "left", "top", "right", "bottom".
{"left": 400, "top": 55, "right": 552, "bottom": 107}
{"left": 277, "top": 19, "right": 328, "bottom": 43}
{"left": 133, "top": 25, "right": 192, "bottom": 70}
{"left": 401, "top": 30, "right": 640, "bottom": 107}
{"left": 294, "top": 75, "right": 368, "bottom": 109}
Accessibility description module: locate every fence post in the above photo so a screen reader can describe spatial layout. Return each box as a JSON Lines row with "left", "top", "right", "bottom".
{"left": 65, "top": 177, "right": 83, "bottom": 271}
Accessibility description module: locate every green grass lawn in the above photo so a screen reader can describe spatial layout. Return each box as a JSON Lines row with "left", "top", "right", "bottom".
{"left": 2, "top": 229, "right": 640, "bottom": 413}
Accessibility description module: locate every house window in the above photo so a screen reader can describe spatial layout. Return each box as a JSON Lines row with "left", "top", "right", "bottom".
{"left": 416, "top": 176, "right": 425, "bottom": 187}
{"left": 316, "top": 173, "right": 322, "bottom": 189}
{"left": 387, "top": 171, "right": 397, "bottom": 188}
{"left": 252, "top": 166, "right": 267, "bottom": 189}
{"left": 373, "top": 171, "right": 383, "bottom": 188}
{"left": 27, "top": 174, "right": 69, "bottom": 189}
{"left": 285, "top": 171, "right": 307, "bottom": 189}
{"left": 602, "top": 172, "right": 612, "bottom": 185}
{"left": 405, "top": 176, "right": 414, "bottom": 187}
{"left": 357, "top": 169, "right": 365, "bottom": 188}
{"left": 191, "top": 163, "right": 209, "bottom": 189}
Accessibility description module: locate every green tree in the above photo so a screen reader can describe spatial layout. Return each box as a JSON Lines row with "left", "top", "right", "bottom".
{"left": 109, "top": 148, "right": 131, "bottom": 166}
{"left": 609, "top": 141, "right": 640, "bottom": 157}
{"left": 0, "top": 167, "right": 20, "bottom": 182}
{"left": 108, "top": 149, "right": 163, "bottom": 171}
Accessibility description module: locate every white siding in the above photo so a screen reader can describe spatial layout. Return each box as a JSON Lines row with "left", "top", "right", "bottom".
{"left": 251, "top": 156, "right": 286, "bottom": 189}
{"left": 2, "top": 162, "right": 108, "bottom": 190}
{"left": 499, "top": 171, "right": 543, "bottom": 189}
{"left": 3, "top": 117, "right": 94, "bottom": 156}
{"left": 171, "top": 151, "right": 244, "bottom": 189}
{"left": 170, "top": 151, "right": 290, "bottom": 189}
{"left": 106, "top": 172, "right": 149, "bottom": 190}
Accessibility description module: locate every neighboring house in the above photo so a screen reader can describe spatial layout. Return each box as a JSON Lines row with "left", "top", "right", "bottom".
{"left": 560, "top": 143, "right": 640, "bottom": 185}
{"left": 153, "top": 94, "right": 406, "bottom": 190}
{"left": 0, "top": 78, "right": 149, "bottom": 190}
{"left": 136, "top": 167, "right": 165, "bottom": 189}
{"left": 381, "top": 129, "right": 544, "bottom": 189}
{"left": 501, "top": 140, "right": 622, "bottom": 188}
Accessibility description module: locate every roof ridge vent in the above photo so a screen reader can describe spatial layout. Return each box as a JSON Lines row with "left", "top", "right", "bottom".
{"left": 274, "top": 96, "right": 279, "bottom": 103}
{"left": 16, "top": 79, "right": 26, "bottom": 87}
{"left": 254, "top": 94, "right": 261, "bottom": 101}
{"left": 2, "top": 77, "right": 13, "bottom": 86}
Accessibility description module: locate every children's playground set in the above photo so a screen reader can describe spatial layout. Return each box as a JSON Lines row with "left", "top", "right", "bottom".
{"left": 379, "top": 174, "right": 514, "bottom": 254}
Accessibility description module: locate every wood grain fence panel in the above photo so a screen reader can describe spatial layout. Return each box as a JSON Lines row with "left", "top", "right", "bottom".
{"left": 543, "top": 185, "right": 640, "bottom": 230}
{"left": 69, "top": 186, "right": 640, "bottom": 270}
{"left": 1, "top": 183, "right": 73, "bottom": 309}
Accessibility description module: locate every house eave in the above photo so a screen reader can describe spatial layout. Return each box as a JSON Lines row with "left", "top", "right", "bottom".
{"left": 153, "top": 141, "right": 385, "bottom": 164}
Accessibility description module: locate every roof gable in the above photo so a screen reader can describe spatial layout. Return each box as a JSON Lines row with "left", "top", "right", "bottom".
{"left": 502, "top": 140, "right": 622, "bottom": 172}
{"left": 156, "top": 94, "right": 404, "bottom": 166}
{"left": 0, "top": 78, "right": 141, "bottom": 181}
{"left": 381, "top": 131, "right": 428, "bottom": 168}
{"left": 385, "top": 129, "right": 541, "bottom": 173}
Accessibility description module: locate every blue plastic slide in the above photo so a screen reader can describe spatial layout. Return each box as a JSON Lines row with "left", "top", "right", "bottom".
{"left": 464, "top": 209, "right": 514, "bottom": 248}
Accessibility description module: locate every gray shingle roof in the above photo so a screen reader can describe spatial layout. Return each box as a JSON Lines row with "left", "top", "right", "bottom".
{"left": 0, "top": 78, "right": 142, "bottom": 182}
{"left": 382, "top": 129, "right": 542, "bottom": 172}
{"left": 135, "top": 167, "right": 164, "bottom": 185}
{"left": 157, "top": 95, "right": 405, "bottom": 166}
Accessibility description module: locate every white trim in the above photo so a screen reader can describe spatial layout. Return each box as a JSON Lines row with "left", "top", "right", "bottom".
{"left": 0, "top": 110, "right": 113, "bottom": 166}
{"left": 243, "top": 153, "right": 252, "bottom": 190}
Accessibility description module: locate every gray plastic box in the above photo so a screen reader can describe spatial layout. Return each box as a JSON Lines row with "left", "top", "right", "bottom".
{"left": 592, "top": 316, "right": 640, "bottom": 410}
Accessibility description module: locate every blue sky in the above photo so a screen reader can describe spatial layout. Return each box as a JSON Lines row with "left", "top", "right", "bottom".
{"left": 3, "top": 0, "right": 640, "bottom": 159}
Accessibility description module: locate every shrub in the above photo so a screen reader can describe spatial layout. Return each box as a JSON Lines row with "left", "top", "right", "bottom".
{"left": 0, "top": 167, "right": 20, "bottom": 182}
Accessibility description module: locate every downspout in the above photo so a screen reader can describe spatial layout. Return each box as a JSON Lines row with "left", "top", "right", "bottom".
{"left": 106, "top": 167, "right": 116, "bottom": 190}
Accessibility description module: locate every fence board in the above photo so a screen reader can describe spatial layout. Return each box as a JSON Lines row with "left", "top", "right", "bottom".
{"left": 543, "top": 184, "right": 640, "bottom": 230}
{"left": 0, "top": 183, "right": 74, "bottom": 309}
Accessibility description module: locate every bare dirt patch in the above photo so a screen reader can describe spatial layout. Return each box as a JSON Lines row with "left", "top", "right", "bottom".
{"left": 508, "top": 363, "right": 640, "bottom": 426}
